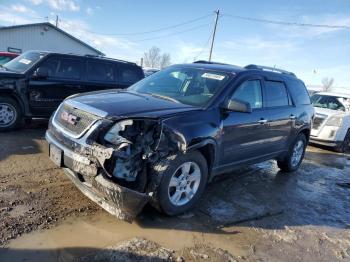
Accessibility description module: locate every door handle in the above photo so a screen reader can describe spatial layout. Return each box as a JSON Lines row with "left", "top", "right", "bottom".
{"left": 258, "top": 119, "right": 268, "bottom": 124}
{"left": 290, "top": 115, "right": 296, "bottom": 120}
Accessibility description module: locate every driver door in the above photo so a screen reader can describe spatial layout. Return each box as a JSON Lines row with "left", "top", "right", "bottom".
{"left": 220, "top": 78, "right": 270, "bottom": 166}
{"left": 28, "top": 56, "right": 84, "bottom": 116}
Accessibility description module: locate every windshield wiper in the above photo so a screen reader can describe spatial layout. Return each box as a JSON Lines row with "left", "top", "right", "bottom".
{"left": 146, "top": 93, "right": 180, "bottom": 103}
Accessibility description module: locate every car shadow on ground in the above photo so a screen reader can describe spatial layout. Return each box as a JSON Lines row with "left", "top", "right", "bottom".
{"left": 135, "top": 148, "right": 350, "bottom": 232}
{"left": 0, "top": 119, "right": 48, "bottom": 162}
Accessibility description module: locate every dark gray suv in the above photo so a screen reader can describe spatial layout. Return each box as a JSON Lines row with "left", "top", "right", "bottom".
{"left": 46, "top": 62, "right": 314, "bottom": 221}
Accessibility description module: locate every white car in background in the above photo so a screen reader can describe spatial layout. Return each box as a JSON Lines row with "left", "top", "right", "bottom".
{"left": 310, "top": 92, "right": 350, "bottom": 152}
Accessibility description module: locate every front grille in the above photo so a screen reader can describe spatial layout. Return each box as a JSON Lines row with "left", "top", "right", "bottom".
{"left": 313, "top": 116, "right": 326, "bottom": 130}
{"left": 54, "top": 102, "right": 100, "bottom": 137}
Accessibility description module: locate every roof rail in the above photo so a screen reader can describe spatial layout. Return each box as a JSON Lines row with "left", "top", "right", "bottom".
{"left": 84, "top": 54, "right": 101, "bottom": 58}
{"left": 193, "top": 60, "right": 229, "bottom": 65}
{"left": 245, "top": 64, "right": 296, "bottom": 77}
{"left": 85, "top": 54, "right": 137, "bottom": 65}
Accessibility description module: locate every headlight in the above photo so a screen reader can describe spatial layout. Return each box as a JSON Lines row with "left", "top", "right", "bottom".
{"left": 104, "top": 119, "right": 133, "bottom": 145}
{"left": 326, "top": 116, "right": 343, "bottom": 127}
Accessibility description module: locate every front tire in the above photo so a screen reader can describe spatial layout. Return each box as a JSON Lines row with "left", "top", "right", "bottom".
{"left": 277, "top": 133, "right": 307, "bottom": 172}
{"left": 150, "top": 150, "right": 208, "bottom": 216}
{"left": 0, "top": 97, "right": 22, "bottom": 132}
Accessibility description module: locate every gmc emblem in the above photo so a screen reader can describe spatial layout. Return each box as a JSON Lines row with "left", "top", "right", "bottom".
{"left": 60, "top": 111, "right": 79, "bottom": 125}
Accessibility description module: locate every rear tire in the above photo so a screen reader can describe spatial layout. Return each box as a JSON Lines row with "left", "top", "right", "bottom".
{"left": 335, "top": 129, "right": 350, "bottom": 153}
{"left": 0, "top": 97, "right": 22, "bottom": 132}
{"left": 277, "top": 133, "right": 307, "bottom": 172}
{"left": 150, "top": 150, "right": 208, "bottom": 216}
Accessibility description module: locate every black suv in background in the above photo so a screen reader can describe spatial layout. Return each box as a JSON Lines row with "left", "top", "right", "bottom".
{"left": 46, "top": 62, "right": 313, "bottom": 221}
{"left": 0, "top": 51, "right": 144, "bottom": 131}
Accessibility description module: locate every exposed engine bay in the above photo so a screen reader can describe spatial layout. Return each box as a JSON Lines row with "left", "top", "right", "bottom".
{"left": 104, "top": 119, "right": 162, "bottom": 182}
{"left": 90, "top": 118, "right": 186, "bottom": 193}
{"left": 47, "top": 114, "right": 188, "bottom": 222}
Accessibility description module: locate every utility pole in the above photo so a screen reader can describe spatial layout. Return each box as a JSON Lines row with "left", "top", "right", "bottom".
{"left": 209, "top": 9, "right": 220, "bottom": 62}
{"left": 55, "top": 15, "right": 59, "bottom": 27}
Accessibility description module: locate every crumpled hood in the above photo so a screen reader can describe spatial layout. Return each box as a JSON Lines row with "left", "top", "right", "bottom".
{"left": 69, "top": 90, "right": 199, "bottom": 119}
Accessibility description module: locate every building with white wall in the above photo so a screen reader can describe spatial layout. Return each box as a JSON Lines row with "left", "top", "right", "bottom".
{"left": 0, "top": 22, "right": 104, "bottom": 56}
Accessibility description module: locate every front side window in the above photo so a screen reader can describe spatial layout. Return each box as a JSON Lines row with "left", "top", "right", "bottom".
{"left": 37, "top": 57, "right": 82, "bottom": 80}
{"left": 311, "top": 95, "right": 348, "bottom": 112}
{"left": 129, "top": 67, "right": 230, "bottom": 106}
{"left": 265, "top": 81, "right": 290, "bottom": 107}
{"left": 3, "top": 51, "right": 46, "bottom": 73}
{"left": 232, "top": 80, "right": 263, "bottom": 109}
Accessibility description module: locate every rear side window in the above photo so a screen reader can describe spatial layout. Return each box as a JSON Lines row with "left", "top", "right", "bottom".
{"left": 265, "top": 81, "right": 290, "bottom": 107}
{"left": 232, "top": 80, "right": 263, "bottom": 109}
{"left": 120, "top": 65, "right": 143, "bottom": 85}
{"left": 288, "top": 80, "right": 311, "bottom": 105}
{"left": 87, "top": 61, "right": 115, "bottom": 82}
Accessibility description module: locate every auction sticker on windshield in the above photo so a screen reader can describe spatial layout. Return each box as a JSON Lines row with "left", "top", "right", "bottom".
{"left": 201, "top": 73, "right": 226, "bottom": 81}
{"left": 19, "top": 59, "right": 32, "bottom": 65}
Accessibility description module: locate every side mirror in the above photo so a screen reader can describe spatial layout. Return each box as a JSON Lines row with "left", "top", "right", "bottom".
{"left": 33, "top": 67, "right": 49, "bottom": 79}
{"left": 224, "top": 99, "right": 252, "bottom": 113}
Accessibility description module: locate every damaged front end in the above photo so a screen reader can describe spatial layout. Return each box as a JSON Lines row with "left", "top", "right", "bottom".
{"left": 46, "top": 115, "right": 185, "bottom": 222}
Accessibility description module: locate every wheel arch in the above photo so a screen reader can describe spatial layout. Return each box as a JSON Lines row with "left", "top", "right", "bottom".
{"left": 298, "top": 127, "right": 311, "bottom": 142}
{"left": 0, "top": 90, "right": 25, "bottom": 114}
{"left": 187, "top": 139, "right": 217, "bottom": 176}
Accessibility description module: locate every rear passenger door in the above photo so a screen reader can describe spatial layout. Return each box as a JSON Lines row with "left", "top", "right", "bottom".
{"left": 262, "top": 79, "right": 295, "bottom": 152}
{"left": 85, "top": 59, "right": 118, "bottom": 92}
{"left": 118, "top": 64, "right": 144, "bottom": 89}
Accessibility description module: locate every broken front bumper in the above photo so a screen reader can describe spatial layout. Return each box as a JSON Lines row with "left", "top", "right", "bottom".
{"left": 45, "top": 130, "right": 149, "bottom": 222}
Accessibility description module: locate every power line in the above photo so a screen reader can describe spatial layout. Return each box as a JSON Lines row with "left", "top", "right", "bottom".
{"left": 75, "top": 13, "right": 213, "bottom": 36}
{"left": 223, "top": 13, "right": 350, "bottom": 29}
{"left": 132, "top": 23, "right": 211, "bottom": 42}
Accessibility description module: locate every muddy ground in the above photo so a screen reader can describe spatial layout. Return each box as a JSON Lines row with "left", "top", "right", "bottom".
{"left": 0, "top": 121, "right": 349, "bottom": 262}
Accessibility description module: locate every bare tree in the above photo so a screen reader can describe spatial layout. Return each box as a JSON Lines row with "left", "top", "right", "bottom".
{"left": 143, "top": 46, "right": 161, "bottom": 68}
{"left": 322, "top": 77, "right": 334, "bottom": 92}
{"left": 160, "top": 53, "right": 171, "bottom": 69}
{"left": 143, "top": 46, "right": 171, "bottom": 69}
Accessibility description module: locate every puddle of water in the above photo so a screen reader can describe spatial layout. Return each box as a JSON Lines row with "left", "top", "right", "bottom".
{"left": 0, "top": 211, "right": 249, "bottom": 262}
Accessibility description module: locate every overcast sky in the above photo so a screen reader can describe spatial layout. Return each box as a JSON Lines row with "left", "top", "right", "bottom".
{"left": 1, "top": 0, "right": 350, "bottom": 92}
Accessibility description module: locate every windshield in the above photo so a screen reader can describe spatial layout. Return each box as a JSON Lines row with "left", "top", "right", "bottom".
{"left": 129, "top": 67, "right": 230, "bottom": 106}
{"left": 311, "top": 94, "right": 350, "bottom": 112}
{"left": 3, "top": 51, "right": 46, "bottom": 73}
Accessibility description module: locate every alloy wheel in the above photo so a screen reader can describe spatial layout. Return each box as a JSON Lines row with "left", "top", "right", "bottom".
{"left": 291, "top": 140, "right": 304, "bottom": 167}
{"left": 168, "top": 162, "right": 201, "bottom": 206}
{"left": 0, "top": 103, "right": 17, "bottom": 127}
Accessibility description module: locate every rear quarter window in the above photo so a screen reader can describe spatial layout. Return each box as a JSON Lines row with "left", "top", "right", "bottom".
{"left": 264, "top": 80, "right": 290, "bottom": 107}
{"left": 287, "top": 80, "right": 311, "bottom": 105}
{"left": 119, "top": 65, "right": 144, "bottom": 85}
